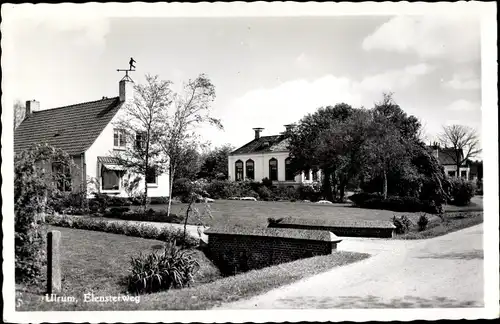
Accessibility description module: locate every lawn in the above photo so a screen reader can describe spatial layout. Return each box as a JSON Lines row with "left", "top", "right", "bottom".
{"left": 16, "top": 226, "right": 369, "bottom": 311}
{"left": 16, "top": 226, "right": 221, "bottom": 311}
{"left": 396, "top": 211, "right": 484, "bottom": 240}
{"left": 141, "top": 200, "right": 430, "bottom": 228}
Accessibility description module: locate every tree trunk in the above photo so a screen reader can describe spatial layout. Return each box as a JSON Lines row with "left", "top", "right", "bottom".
{"left": 183, "top": 197, "right": 193, "bottom": 241}
{"left": 322, "top": 169, "right": 334, "bottom": 202}
{"left": 339, "top": 178, "right": 346, "bottom": 202}
{"left": 167, "top": 164, "right": 175, "bottom": 217}
{"left": 382, "top": 169, "right": 388, "bottom": 199}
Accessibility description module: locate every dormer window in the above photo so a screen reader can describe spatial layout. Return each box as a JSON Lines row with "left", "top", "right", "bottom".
{"left": 114, "top": 129, "right": 126, "bottom": 148}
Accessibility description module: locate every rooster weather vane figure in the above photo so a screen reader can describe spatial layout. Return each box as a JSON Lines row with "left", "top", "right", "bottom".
{"left": 117, "top": 57, "right": 136, "bottom": 81}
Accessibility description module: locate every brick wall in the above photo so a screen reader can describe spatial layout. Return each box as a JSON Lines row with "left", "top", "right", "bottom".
{"left": 206, "top": 231, "right": 338, "bottom": 275}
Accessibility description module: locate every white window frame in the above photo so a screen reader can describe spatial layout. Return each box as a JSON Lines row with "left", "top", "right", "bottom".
{"left": 113, "top": 128, "right": 127, "bottom": 150}
{"left": 100, "top": 165, "right": 122, "bottom": 193}
{"left": 146, "top": 166, "right": 158, "bottom": 188}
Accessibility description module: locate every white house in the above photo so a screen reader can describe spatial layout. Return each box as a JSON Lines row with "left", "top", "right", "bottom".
{"left": 428, "top": 145, "right": 470, "bottom": 179}
{"left": 14, "top": 76, "right": 170, "bottom": 198}
{"left": 228, "top": 126, "right": 321, "bottom": 187}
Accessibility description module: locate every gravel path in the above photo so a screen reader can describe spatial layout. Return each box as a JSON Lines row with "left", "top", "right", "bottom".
{"left": 217, "top": 224, "right": 484, "bottom": 309}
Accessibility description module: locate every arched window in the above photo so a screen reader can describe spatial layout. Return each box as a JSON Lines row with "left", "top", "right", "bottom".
{"left": 246, "top": 159, "right": 255, "bottom": 180}
{"left": 285, "top": 157, "right": 294, "bottom": 181}
{"left": 269, "top": 158, "right": 278, "bottom": 181}
{"left": 235, "top": 160, "right": 244, "bottom": 181}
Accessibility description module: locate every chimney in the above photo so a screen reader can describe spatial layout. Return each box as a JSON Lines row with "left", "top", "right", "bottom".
{"left": 253, "top": 128, "right": 264, "bottom": 139}
{"left": 25, "top": 100, "right": 40, "bottom": 116}
{"left": 119, "top": 78, "right": 135, "bottom": 102}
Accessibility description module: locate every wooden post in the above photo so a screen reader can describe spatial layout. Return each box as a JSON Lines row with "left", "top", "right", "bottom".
{"left": 47, "top": 230, "right": 61, "bottom": 294}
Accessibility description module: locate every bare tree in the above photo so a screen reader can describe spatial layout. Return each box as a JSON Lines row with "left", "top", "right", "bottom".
{"left": 14, "top": 100, "right": 25, "bottom": 130}
{"left": 113, "top": 75, "right": 172, "bottom": 209}
{"left": 438, "top": 124, "right": 482, "bottom": 176}
{"left": 160, "top": 74, "right": 223, "bottom": 216}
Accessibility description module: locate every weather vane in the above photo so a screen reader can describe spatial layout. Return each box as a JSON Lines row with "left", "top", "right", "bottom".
{"left": 116, "top": 57, "right": 136, "bottom": 81}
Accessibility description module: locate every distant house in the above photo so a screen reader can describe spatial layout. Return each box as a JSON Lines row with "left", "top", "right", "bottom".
{"left": 227, "top": 126, "right": 321, "bottom": 187}
{"left": 427, "top": 144, "right": 470, "bottom": 179}
{"left": 14, "top": 77, "right": 169, "bottom": 198}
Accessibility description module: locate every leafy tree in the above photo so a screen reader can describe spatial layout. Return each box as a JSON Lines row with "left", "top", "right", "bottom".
{"left": 315, "top": 108, "right": 372, "bottom": 200}
{"left": 159, "top": 74, "right": 223, "bottom": 216}
{"left": 13, "top": 100, "right": 25, "bottom": 130}
{"left": 15, "top": 143, "right": 75, "bottom": 283}
{"left": 198, "top": 144, "right": 234, "bottom": 180}
{"left": 288, "top": 103, "right": 354, "bottom": 201}
{"left": 438, "top": 124, "right": 482, "bottom": 177}
{"left": 113, "top": 74, "right": 171, "bottom": 209}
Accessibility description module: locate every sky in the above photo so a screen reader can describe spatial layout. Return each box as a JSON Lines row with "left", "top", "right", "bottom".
{"left": 2, "top": 3, "right": 487, "bottom": 154}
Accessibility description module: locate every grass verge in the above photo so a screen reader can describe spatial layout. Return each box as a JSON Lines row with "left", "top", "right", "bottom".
{"left": 16, "top": 226, "right": 221, "bottom": 311}
{"left": 17, "top": 244, "right": 369, "bottom": 311}
{"left": 395, "top": 212, "right": 483, "bottom": 240}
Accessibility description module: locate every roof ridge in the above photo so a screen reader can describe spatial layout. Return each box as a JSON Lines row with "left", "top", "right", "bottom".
{"left": 32, "top": 96, "right": 120, "bottom": 114}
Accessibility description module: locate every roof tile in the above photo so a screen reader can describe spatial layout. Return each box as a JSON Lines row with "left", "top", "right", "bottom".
{"left": 14, "top": 97, "right": 123, "bottom": 155}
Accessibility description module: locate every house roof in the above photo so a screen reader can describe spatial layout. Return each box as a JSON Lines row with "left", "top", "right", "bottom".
{"left": 426, "top": 145, "right": 464, "bottom": 166}
{"left": 231, "top": 135, "right": 290, "bottom": 155}
{"left": 14, "top": 97, "right": 123, "bottom": 156}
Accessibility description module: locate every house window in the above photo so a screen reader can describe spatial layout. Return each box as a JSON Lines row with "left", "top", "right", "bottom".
{"left": 313, "top": 170, "right": 318, "bottom": 181}
{"left": 52, "top": 162, "right": 72, "bottom": 192}
{"left": 235, "top": 160, "right": 244, "bottom": 181}
{"left": 304, "top": 169, "right": 310, "bottom": 180}
{"left": 246, "top": 159, "right": 255, "bottom": 180}
{"left": 146, "top": 166, "right": 158, "bottom": 185}
{"left": 448, "top": 171, "right": 456, "bottom": 177}
{"left": 113, "top": 128, "right": 126, "bottom": 148}
{"left": 135, "top": 131, "right": 147, "bottom": 150}
{"left": 101, "top": 166, "right": 120, "bottom": 191}
{"left": 269, "top": 158, "right": 278, "bottom": 181}
{"left": 285, "top": 158, "right": 294, "bottom": 181}
{"left": 461, "top": 170, "right": 467, "bottom": 179}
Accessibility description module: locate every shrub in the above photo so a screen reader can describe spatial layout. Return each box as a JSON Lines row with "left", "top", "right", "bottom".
{"left": 89, "top": 193, "right": 111, "bottom": 213}
{"left": 417, "top": 214, "right": 429, "bottom": 232}
{"left": 127, "top": 242, "right": 200, "bottom": 294}
{"left": 102, "top": 208, "right": 184, "bottom": 224}
{"left": 348, "top": 192, "right": 383, "bottom": 206}
{"left": 392, "top": 215, "right": 413, "bottom": 234}
{"left": 150, "top": 196, "right": 170, "bottom": 204}
{"left": 138, "top": 224, "right": 161, "bottom": 240}
{"left": 204, "top": 180, "right": 241, "bottom": 199}
{"left": 449, "top": 178, "right": 476, "bottom": 206}
{"left": 15, "top": 143, "right": 76, "bottom": 284}
{"left": 349, "top": 192, "right": 442, "bottom": 214}
{"left": 106, "top": 221, "right": 126, "bottom": 234}
{"left": 257, "top": 186, "right": 273, "bottom": 201}
{"left": 298, "top": 184, "right": 322, "bottom": 202}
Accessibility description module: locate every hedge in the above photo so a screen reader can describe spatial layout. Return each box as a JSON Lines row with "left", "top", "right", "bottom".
{"left": 45, "top": 214, "right": 200, "bottom": 248}
{"left": 348, "top": 193, "right": 442, "bottom": 214}
{"left": 103, "top": 207, "right": 184, "bottom": 224}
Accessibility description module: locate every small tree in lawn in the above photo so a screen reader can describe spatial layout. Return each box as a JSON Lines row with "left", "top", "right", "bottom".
{"left": 113, "top": 75, "right": 171, "bottom": 210}
{"left": 438, "top": 124, "right": 482, "bottom": 177}
{"left": 181, "top": 179, "right": 213, "bottom": 242}
{"left": 160, "top": 74, "right": 223, "bottom": 216}
{"left": 15, "top": 143, "right": 75, "bottom": 283}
